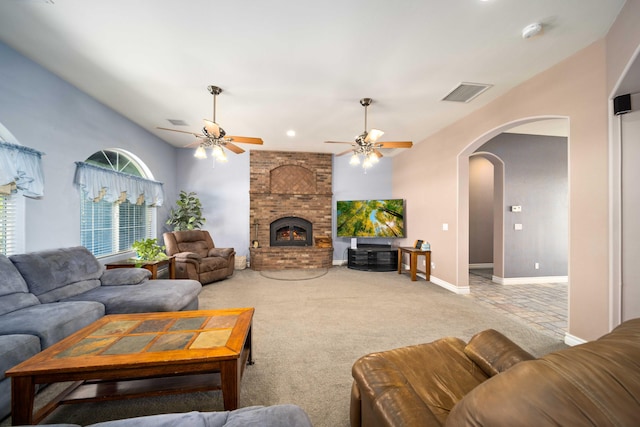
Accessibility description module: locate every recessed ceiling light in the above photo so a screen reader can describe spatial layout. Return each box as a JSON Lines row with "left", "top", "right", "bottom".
{"left": 522, "top": 23, "right": 543, "bottom": 39}
{"left": 286, "top": 130, "right": 296, "bottom": 137}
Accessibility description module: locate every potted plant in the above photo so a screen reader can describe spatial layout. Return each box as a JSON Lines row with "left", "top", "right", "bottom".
{"left": 131, "top": 238, "right": 168, "bottom": 261}
{"left": 166, "top": 190, "right": 206, "bottom": 231}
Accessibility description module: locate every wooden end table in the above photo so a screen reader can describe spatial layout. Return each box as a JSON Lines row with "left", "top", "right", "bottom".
{"left": 106, "top": 256, "right": 175, "bottom": 279}
{"left": 398, "top": 247, "right": 431, "bottom": 281}
{"left": 6, "top": 308, "right": 254, "bottom": 425}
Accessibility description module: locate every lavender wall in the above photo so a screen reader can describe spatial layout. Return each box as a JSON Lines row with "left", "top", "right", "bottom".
{"left": 479, "top": 133, "right": 568, "bottom": 278}
{"left": 0, "top": 41, "right": 178, "bottom": 255}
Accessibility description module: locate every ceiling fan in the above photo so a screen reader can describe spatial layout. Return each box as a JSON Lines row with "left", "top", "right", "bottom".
{"left": 157, "top": 85, "right": 263, "bottom": 162}
{"left": 325, "top": 98, "right": 412, "bottom": 169}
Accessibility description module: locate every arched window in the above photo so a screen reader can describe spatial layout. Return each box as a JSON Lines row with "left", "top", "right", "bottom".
{"left": 79, "top": 149, "right": 158, "bottom": 258}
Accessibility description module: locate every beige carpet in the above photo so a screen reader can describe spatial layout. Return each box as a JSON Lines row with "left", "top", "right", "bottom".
{"left": 259, "top": 268, "right": 329, "bottom": 281}
{"left": 6, "top": 267, "right": 567, "bottom": 427}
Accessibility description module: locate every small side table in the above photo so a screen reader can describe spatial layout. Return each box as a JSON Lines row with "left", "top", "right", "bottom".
{"left": 398, "top": 247, "right": 431, "bottom": 281}
{"left": 106, "top": 256, "right": 176, "bottom": 280}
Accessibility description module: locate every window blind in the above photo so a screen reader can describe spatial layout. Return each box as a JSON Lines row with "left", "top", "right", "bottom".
{"left": 81, "top": 195, "right": 152, "bottom": 258}
{"left": 0, "top": 194, "right": 18, "bottom": 256}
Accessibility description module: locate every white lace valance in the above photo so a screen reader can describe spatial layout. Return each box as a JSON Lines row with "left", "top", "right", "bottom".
{"left": 73, "top": 161, "right": 164, "bottom": 206}
{"left": 0, "top": 141, "right": 45, "bottom": 198}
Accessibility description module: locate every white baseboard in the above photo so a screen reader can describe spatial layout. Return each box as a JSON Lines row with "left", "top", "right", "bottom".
{"left": 564, "top": 332, "right": 586, "bottom": 346}
{"left": 423, "top": 273, "right": 470, "bottom": 295}
{"left": 469, "top": 263, "right": 493, "bottom": 269}
{"left": 492, "top": 275, "right": 568, "bottom": 285}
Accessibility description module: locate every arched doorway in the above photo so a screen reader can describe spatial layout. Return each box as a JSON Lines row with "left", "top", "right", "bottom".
{"left": 459, "top": 117, "right": 570, "bottom": 339}
{"left": 469, "top": 152, "right": 505, "bottom": 279}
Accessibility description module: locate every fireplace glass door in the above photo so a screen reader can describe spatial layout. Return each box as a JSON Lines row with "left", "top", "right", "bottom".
{"left": 270, "top": 217, "right": 312, "bottom": 246}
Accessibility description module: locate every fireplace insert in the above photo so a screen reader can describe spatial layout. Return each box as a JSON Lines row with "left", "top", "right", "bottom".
{"left": 270, "top": 217, "right": 313, "bottom": 246}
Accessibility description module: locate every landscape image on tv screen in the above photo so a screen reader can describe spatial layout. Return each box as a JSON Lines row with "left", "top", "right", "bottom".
{"left": 337, "top": 199, "right": 405, "bottom": 238}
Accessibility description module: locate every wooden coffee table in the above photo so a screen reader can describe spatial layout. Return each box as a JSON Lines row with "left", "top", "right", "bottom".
{"left": 6, "top": 308, "right": 254, "bottom": 425}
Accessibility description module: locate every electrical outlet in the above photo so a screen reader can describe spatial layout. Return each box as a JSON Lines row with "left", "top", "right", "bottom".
{"left": 535, "top": 262, "right": 539, "bottom": 270}
{"left": 431, "top": 262, "right": 435, "bottom": 269}
{"left": 422, "top": 260, "right": 426, "bottom": 266}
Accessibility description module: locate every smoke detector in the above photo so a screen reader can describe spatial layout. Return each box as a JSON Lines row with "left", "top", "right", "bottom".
{"left": 522, "top": 22, "right": 542, "bottom": 39}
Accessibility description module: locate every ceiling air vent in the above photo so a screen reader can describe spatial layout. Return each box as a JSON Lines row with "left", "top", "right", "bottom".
{"left": 167, "top": 119, "right": 188, "bottom": 126}
{"left": 441, "top": 82, "right": 492, "bottom": 103}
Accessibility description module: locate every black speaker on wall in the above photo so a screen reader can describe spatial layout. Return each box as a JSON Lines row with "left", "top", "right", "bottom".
{"left": 614, "top": 94, "right": 632, "bottom": 115}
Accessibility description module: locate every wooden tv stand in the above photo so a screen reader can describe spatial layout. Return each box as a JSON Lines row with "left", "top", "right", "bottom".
{"left": 347, "top": 245, "right": 398, "bottom": 272}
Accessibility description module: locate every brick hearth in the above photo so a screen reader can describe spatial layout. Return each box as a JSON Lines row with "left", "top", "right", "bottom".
{"left": 249, "top": 151, "right": 333, "bottom": 270}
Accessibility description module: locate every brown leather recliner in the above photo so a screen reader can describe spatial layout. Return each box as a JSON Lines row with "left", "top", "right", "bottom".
{"left": 351, "top": 318, "right": 640, "bottom": 427}
{"left": 163, "top": 230, "right": 235, "bottom": 285}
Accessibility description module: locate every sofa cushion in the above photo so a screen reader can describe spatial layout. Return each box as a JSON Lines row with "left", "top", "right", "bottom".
{"left": 0, "top": 255, "right": 40, "bottom": 316}
{"left": 63, "top": 279, "right": 202, "bottom": 314}
{"left": 0, "top": 334, "right": 40, "bottom": 417}
{"left": 80, "top": 405, "right": 313, "bottom": 427}
{"left": 0, "top": 334, "right": 40, "bottom": 380}
{"left": 220, "top": 404, "right": 313, "bottom": 427}
{"left": 200, "top": 256, "right": 229, "bottom": 273}
{"left": 0, "top": 301, "right": 105, "bottom": 348}
{"left": 446, "top": 320, "right": 640, "bottom": 427}
{"left": 463, "top": 328, "right": 534, "bottom": 377}
{"left": 353, "top": 337, "right": 489, "bottom": 425}
{"left": 100, "top": 268, "right": 150, "bottom": 286}
{"left": 178, "top": 240, "right": 210, "bottom": 258}
{"left": 209, "top": 247, "right": 234, "bottom": 258}
{"left": 10, "top": 246, "right": 103, "bottom": 303}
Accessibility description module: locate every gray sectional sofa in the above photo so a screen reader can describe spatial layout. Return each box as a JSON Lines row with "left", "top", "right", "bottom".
{"left": 15, "top": 405, "right": 313, "bottom": 427}
{"left": 0, "top": 246, "right": 202, "bottom": 421}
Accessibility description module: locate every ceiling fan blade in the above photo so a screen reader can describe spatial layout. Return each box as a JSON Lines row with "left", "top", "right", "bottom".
{"left": 227, "top": 136, "right": 263, "bottom": 145}
{"left": 324, "top": 141, "right": 353, "bottom": 144}
{"left": 224, "top": 142, "right": 245, "bottom": 154}
{"left": 157, "top": 127, "right": 203, "bottom": 137}
{"left": 364, "top": 129, "right": 385, "bottom": 143}
{"left": 373, "top": 149, "right": 384, "bottom": 158}
{"left": 203, "top": 119, "right": 221, "bottom": 138}
{"left": 336, "top": 149, "right": 355, "bottom": 156}
{"left": 378, "top": 141, "right": 413, "bottom": 149}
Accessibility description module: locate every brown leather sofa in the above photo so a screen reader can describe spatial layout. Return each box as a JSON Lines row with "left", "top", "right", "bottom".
{"left": 351, "top": 318, "right": 640, "bottom": 427}
{"left": 163, "top": 230, "right": 235, "bottom": 285}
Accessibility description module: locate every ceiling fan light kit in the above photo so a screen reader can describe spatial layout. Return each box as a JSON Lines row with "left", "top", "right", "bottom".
{"left": 157, "top": 85, "right": 263, "bottom": 163}
{"left": 325, "top": 98, "right": 413, "bottom": 173}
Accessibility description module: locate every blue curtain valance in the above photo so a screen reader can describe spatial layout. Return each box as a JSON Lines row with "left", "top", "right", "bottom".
{"left": 0, "top": 141, "right": 45, "bottom": 198}
{"left": 73, "top": 161, "right": 164, "bottom": 206}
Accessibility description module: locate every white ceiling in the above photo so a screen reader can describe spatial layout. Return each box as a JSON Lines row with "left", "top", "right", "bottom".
{"left": 0, "top": 0, "right": 626, "bottom": 157}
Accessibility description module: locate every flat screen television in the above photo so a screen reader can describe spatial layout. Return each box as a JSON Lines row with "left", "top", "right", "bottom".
{"left": 336, "top": 199, "right": 405, "bottom": 238}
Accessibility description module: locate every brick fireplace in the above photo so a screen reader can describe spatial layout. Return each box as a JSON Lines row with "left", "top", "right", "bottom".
{"left": 249, "top": 151, "right": 333, "bottom": 270}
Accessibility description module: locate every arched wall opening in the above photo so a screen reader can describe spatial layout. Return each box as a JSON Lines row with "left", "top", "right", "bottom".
{"left": 458, "top": 116, "right": 569, "bottom": 281}
{"left": 458, "top": 115, "right": 570, "bottom": 314}
{"left": 469, "top": 152, "right": 505, "bottom": 279}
